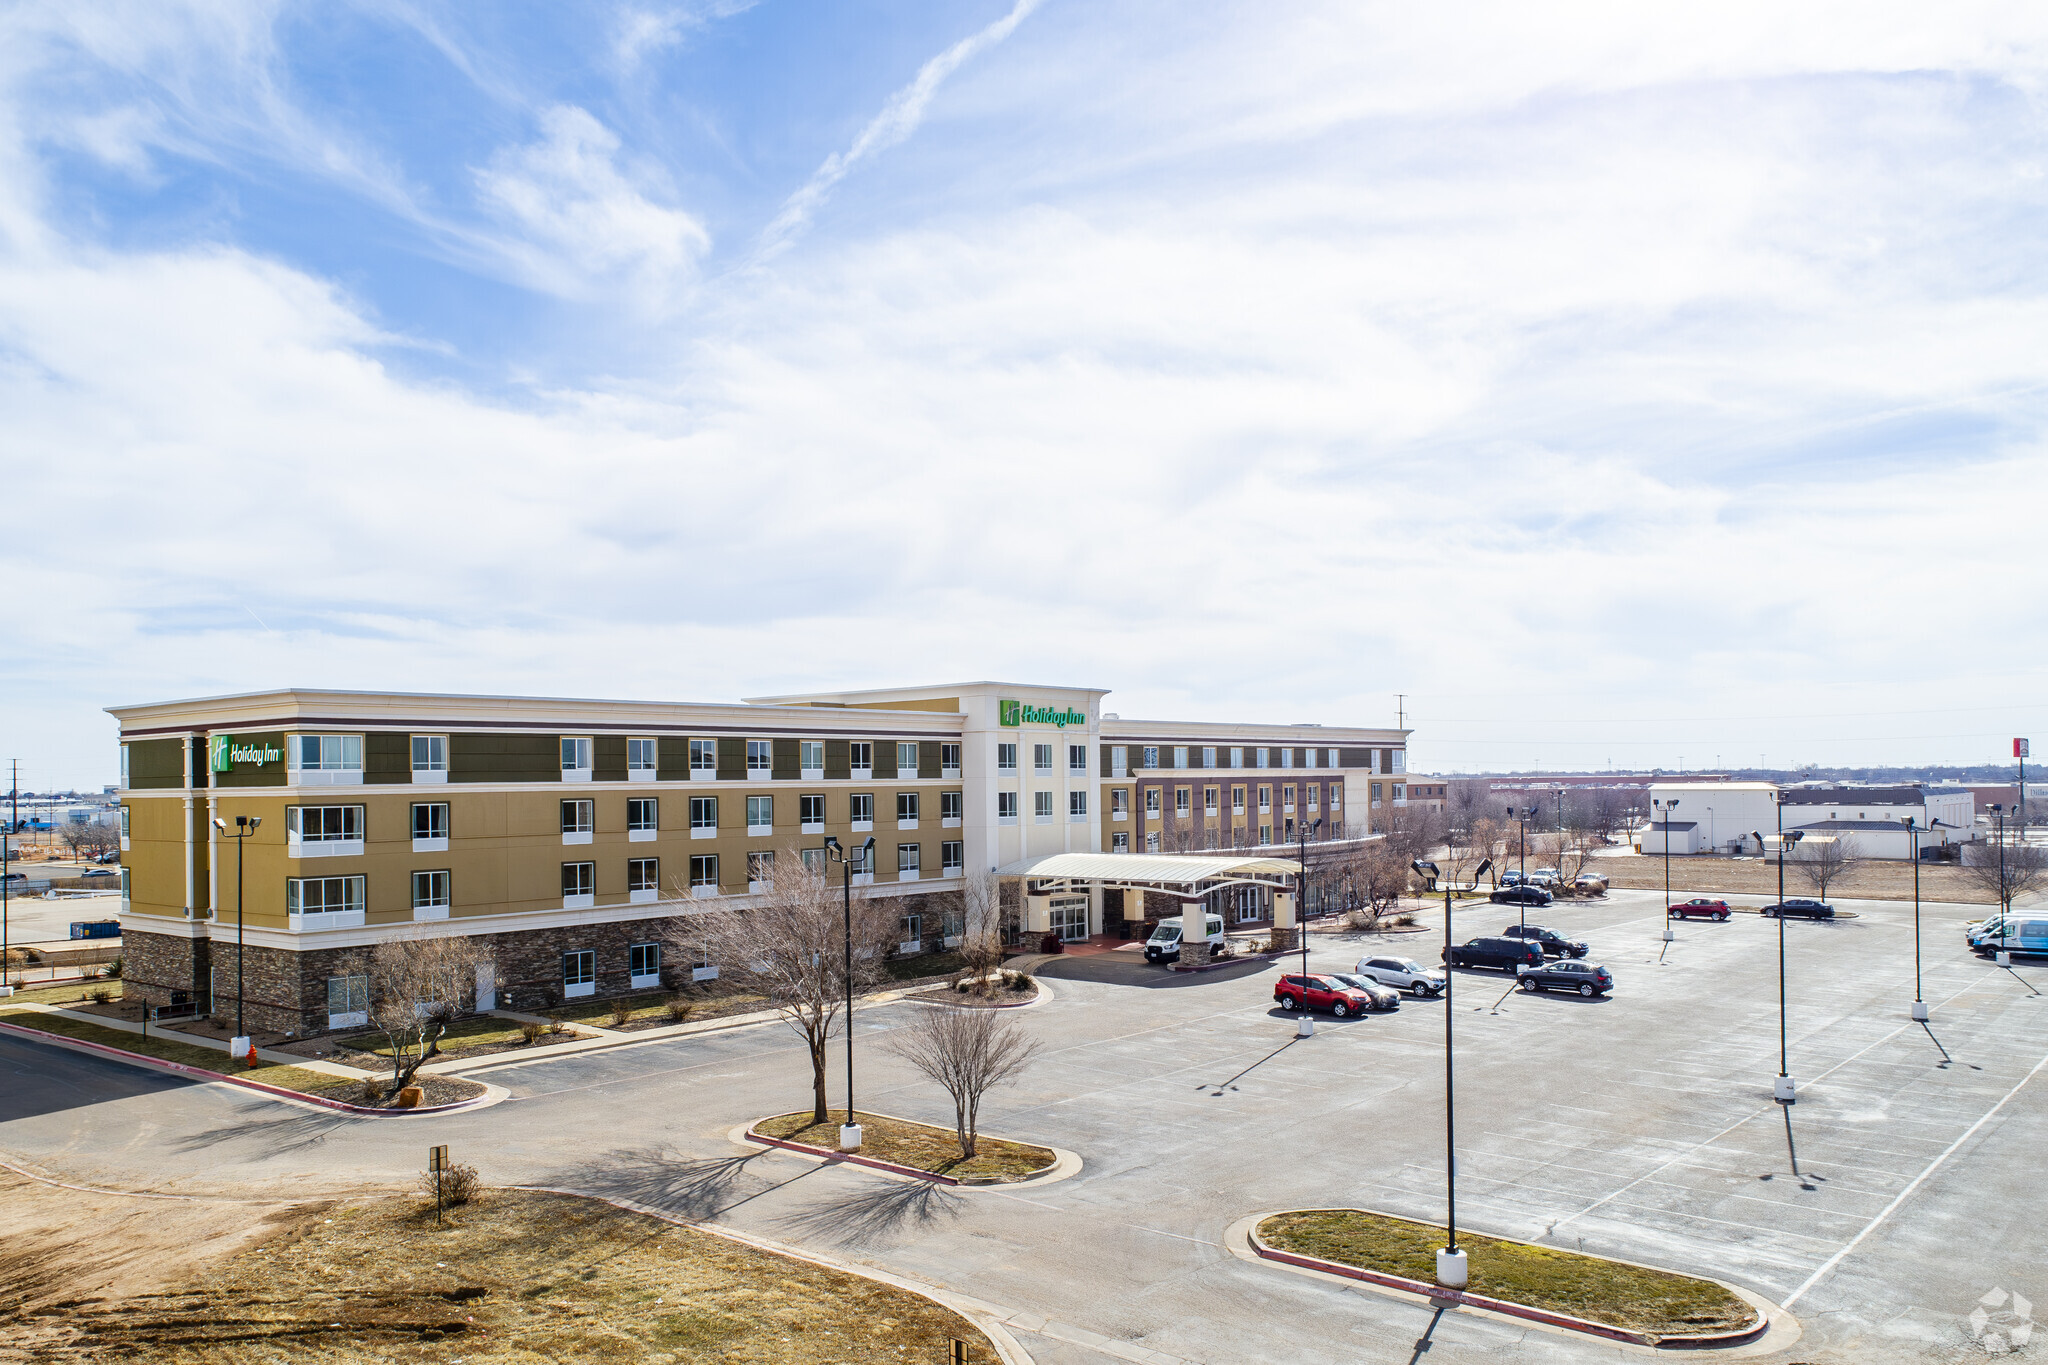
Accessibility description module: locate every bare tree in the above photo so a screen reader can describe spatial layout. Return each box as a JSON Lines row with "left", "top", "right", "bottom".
{"left": 693, "top": 864, "right": 898, "bottom": 1125}
{"left": 1962, "top": 839, "right": 2048, "bottom": 915}
{"left": 958, "top": 870, "right": 1007, "bottom": 992}
{"left": 883, "top": 1005, "right": 1041, "bottom": 1158}
{"left": 1795, "top": 837, "right": 1860, "bottom": 900}
{"left": 346, "top": 931, "right": 490, "bottom": 1098}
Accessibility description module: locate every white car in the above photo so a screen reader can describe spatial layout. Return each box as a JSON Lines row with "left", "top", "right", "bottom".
{"left": 1354, "top": 954, "right": 1445, "bottom": 997}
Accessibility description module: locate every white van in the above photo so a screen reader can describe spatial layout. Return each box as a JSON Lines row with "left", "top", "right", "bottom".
{"left": 1145, "top": 913, "right": 1226, "bottom": 964}
{"left": 1979, "top": 918, "right": 2048, "bottom": 958}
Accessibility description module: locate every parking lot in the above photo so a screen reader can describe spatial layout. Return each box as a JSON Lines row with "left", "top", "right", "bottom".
{"left": 4, "top": 885, "right": 2045, "bottom": 1363}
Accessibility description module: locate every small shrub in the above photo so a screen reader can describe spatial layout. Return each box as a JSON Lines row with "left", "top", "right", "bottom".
{"left": 106, "top": 957, "right": 123, "bottom": 979}
{"left": 76, "top": 964, "right": 99, "bottom": 981}
{"left": 1003, "top": 970, "right": 1032, "bottom": 992}
{"left": 358, "top": 1078, "right": 384, "bottom": 1105}
{"left": 421, "top": 1161, "right": 482, "bottom": 1208}
{"left": 607, "top": 999, "right": 632, "bottom": 1027}
{"left": 88, "top": 986, "right": 112, "bottom": 1004}
{"left": 520, "top": 1021, "right": 546, "bottom": 1045}
{"left": 545, "top": 1014, "right": 567, "bottom": 1036}
{"left": 1387, "top": 912, "right": 1417, "bottom": 927}
{"left": 665, "top": 999, "right": 693, "bottom": 1023}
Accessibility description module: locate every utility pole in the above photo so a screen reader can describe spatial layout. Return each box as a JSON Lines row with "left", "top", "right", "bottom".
{"left": 2, "top": 760, "right": 15, "bottom": 990}
{"left": 1396, "top": 694, "right": 1406, "bottom": 731}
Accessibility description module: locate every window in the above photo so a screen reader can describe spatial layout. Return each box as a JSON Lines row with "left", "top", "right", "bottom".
{"left": 800, "top": 793, "right": 826, "bottom": 830}
{"left": 629, "top": 942, "right": 661, "bottom": 986}
{"left": 1255, "top": 747, "right": 1270, "bottom": 768}
{"left": 1111, "top": 832, "right": 1129, "bottom": 852}
{"left": 412, "top": 802, "right": 449, "bottom": 842}
{"left": 411, "top": 735, "right": 446, "bottom": 775}
{"left": 1034, "top": 791, "right": 1054, "bottom": 823}
{"left": 1174, "top": 746, "right": 1189, "bottom": 769}
{"left": 1175, "top": 787, "right": 1191, "bottom": 818}
{"left": 288, "top": 805, "right": 362, "bottom": 843}
{"left": 1205, "top": 786, "right": 1219, "bottom": 817}
{"left": 899, "top": 910, "right": 922, "bottom": 947}
{"left": 628, "top": 738, "right": 656, "bottom": 773}
{"left": 1069, "top": 790, "right": 1088, "bottom": 821}
{"left": 690, "top": 795, "right": 718, "bottom": 831}
{"left": 997, "top": 742, "right": 1017, "bottom": 771}
{"left": 746, "top": 795, "right": 773, "bottom": 833}
{"left": 629, "top": 857, "right": 659, "bottom": 893}
{"left": 1202, "top": 746, "right": 1216, "bottom": 769}
{"left": 1034, "top": 743, "right": 1054, "bottom": 772}
{"left": 1141, "top": 746, "right": 1159, "bottom": 769}
{"left": 1145, "top": 832, "right": 1161, "bottom": 852}
{"left": 411, "top": 870, "right": 450, "bottom": 919}
{"left": 1392, "top": 750, "right": 1406, "bottom": 773}
{"left": 1285, "top": 817, "right": 1295, "bottom": 841}
{"left": 293, "top": 734, "right": 362, "bottom": 772}
{"left": 801, "top": 847, "right": 826, "bottom": 874}
{"left": 628, "top": 797, "right": 657, "bottom": 833}
{"left": 801, "top": 740, "right": 824, "bottom": 774}
{"left": 747, "top": 739, "right": 771, "bottom": 773}
{"left": 562, "top": 861, "right": 595, "bottom": 899}
{"left": 1145, "top": 788, "right": 1161, "bottom": 818}
{"left": 1232, "top": 785, "right": 1246, "bottom": 815}
{"left": 1069, "top": 743, "right": 1088, "bottom": 773}
{"left": 1328, "top": 748, "right": 1339, "bottom": 768}
{"left": 942, "top": 840, "right": 963, "bottom": 873}
{"left": 1283, "top": 784, "right": 1296, "bottom": 813}
{"left": 561, "top": 799, "right": 594, "bottom": 834}
{"left": 850, "top": 741, "right": 873, "bottom": 773}
{"left": 1393, "top": 783, "right": 1406, "bottom": 801}
{"left": 119, "top": 806, "right": 130, "bottom": 841}
{"left": 998, "top": 791, "right": 1018, "bottom": 822}
{"left": 748, "top": 850, "right": 774, "bottom": 888}
{"left": 849, "top": 792, "right": 874, "bottom": 826}
{"left": 1281, "top": 747, "right": 1294, "bottom": 769}
{"left": 563, "top": 949, "right": 595, "bottom": 997}
{"left": 899, "top": 741, "right": 919, "bottom": 773}
{"left": 1307, "top": 785, "right": 1319, "bottom": 812}
{"left": 119, "top": 745, "right": 129, "bottom": 786}
{"left": 287, "top": 875, "right": 365, "bottom": 925}
{"left": 1259, "top": 824, "right": 1272, "bottom": 845}
{"left": 849, "top": 842, "right": 874, "bottom": 876}
{"left": 561, "top": 737, "right": 592, "bottom": 773}
{"left": 897, "top": 792, "right": 919, "bottom": 824}
{"left": 690, "top": 738, "right": 716, "bottom": 774}
{"left": 898, "top": 843, "right": 920, "bottom": 874}
{"left": 1258, "top": 785, "right": 1272, "bottom": 812}
{"left": 1230, "top": 747, "right": 1243, "bottom": 768}
{"left": 1112, "top": 788, "right": 1129, "bottom": 819}
{"left": 940, "top": 790, "right": 962, "bottom": 822}
{"left": 941, "top": 742, "right": 961, "bottom": 773}
{"left": 326, "top": 974, "right": 369, "bottom": 1028}
{"left": 1111, "top": 745, "right": 1128, "bottom": 777}
{"left": 690, "top": 854, "right": 719, "bottom": 894}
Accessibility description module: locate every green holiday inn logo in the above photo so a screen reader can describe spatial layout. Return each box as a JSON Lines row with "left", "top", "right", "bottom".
{"left": 998, "top": 699, "right": 1088, "bottom": 729}
{"left": 211, "top": 735, "right": 281, "bottom": 771}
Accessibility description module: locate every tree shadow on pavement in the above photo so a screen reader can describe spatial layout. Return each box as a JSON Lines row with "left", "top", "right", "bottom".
{"left": 772, "top": 1176, "right": 965, "bottom": 1249}
{"left": 169, "top": 1104, "right": 351, "bottom": 1158}
{"left": 563, "top": 1145, "right": 813, "bottom": 1222}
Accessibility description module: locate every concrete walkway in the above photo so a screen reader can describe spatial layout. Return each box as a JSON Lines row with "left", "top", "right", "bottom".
{"left": 0, "top": 1002, "right": 373, "bottom": 1077}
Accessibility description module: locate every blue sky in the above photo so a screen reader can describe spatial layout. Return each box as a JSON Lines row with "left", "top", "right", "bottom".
{"left": 5, "top": 1, "right": 2048, "bottom": 788}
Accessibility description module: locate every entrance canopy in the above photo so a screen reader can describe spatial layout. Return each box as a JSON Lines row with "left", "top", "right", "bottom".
{"left": 995, "top": 851, "right": 1301, "bottom": 893}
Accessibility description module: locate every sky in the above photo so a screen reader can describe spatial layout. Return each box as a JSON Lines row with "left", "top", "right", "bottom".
{"left": 5, "top": 1, "right": 2048, "bottom": 790}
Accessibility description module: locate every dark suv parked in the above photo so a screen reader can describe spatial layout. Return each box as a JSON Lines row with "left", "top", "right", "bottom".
{"left": 1443, "top": 937, "right": 1546, "bottom": 972}
{"left": 1500, "top": 924, "right": 1588, "bottom": 958}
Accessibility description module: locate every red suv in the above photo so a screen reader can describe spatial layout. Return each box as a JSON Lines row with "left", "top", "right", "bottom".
{"left": 1275, "top": 974, "right": 1379, "bottom": 1018}
{"left": 1669, "top": 898, "right": 1732, "bottom": 921}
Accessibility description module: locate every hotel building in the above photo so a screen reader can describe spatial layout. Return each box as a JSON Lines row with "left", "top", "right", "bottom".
{"left": 110, "top": 681, "right": 1407, "bottom": 1033}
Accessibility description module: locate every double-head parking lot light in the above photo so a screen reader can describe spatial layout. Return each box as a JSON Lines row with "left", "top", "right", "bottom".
{"left": 1414, "top": 855, "right": 1490, "bottom": 1288}
{"left": 211, "top": 813, "right": 260, "bottom": 1053}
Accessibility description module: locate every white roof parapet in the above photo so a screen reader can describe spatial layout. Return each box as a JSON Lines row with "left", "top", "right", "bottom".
{"left": 994, "top": 852, "right": 1302, "bottom": 890}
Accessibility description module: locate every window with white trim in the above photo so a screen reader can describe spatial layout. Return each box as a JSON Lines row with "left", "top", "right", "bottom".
{"left": 561, "top": 737, "right": 592, "bottom": 773}
{"left": 1230, "top": 747, "right": 1243, "bottom": 768}
{"left": 1330, "top": 785, "right": 1342, "bottom": 811}
{"left": 942, "top": 840, "right": 963, "bottom": 872}
{"left": 629, "top": 857, "right": 659, "bottom": 892}
{"left": 1110, "top": 745, "right": 1128, "bottom": 777}
{"left": 897, "top": 791, "right": 919, "bottom": 823}
{"left": 998, "top": 791, "right": 1018, "bottom": 821}
{"left": 1205, "top": 786, "right": 1219, "bottom": 817}
{"left": 690, "top": 854, "right": 718, "bottom": 889}
{"left": 1232, "top": 784, "right": 1246, "bottom": 814}
{"left": 1392, "top": 750, "right": 1406, "bottom": 773}
{"left": 940, "top": 743, "right": 961, "bottom": 774}
{"left": 801, "top": 740, "right": 825, "bottom": 773}
{"left": 412, "top": 802, "right": 449, "bottom": 840}
{"left": 1202, "top": 746, "right": 1216, "bottom": 769}
{"left": 288, "top": 875, "right": 365, "bottom": 920}
{"left": 996, "top": 742, "right": 1017, "bottom": 772}
{"left": 1145, "top": 787, "right": 1161, "bottom": 817}
{"left": 1175, "top": 787, "right": 1191, "bottom": 818}
{"left": 690, "top": 796, "right": 718, "bottom": 831}
{"left": 1034, "top": 791, "right": 1054, "bottom": 822}
{"left": 748, "top": 850, "right": 775, "bottom": 886}
{"left": 746, "top": 739, "right": 771, "bottom": 773}
{"left": 898, "top": 843, "right": 920, "bottom": 874}
{"left": 690, "top": 738, "right": 716, "bottom": 773}
{"left": 1111, "top": 831, "right": 1129, "bottom": 852}
{"left": 1255, "top": 747, "right": 1269, "bottom": 768}
{"left": 1069, "top": 790, "right": 1088, "bottom": 820}
{"left": 849, "top": 792, "right": 874, "bottom": 824}
{"left": 289, "top": 805, "right": 362, "bottom": 842}
{"left": 561, "top": 799, "right": 594, "bottom": 834}
{"left": 801, "top": 847, "right": 826, "bottom": 873}
{"left": 1259, "top": 784, "right": 1272, "bottom": 812}
{"left": 562, "top": 861, "right": 594, "bottom": 897}
{"left": 1112, "top": 788, "right": 1129, "bottom": 818}
{"left": 563, "top": 949, "right": 595, "bottom": 988}
{"left": 1145, "top": 832, "right": 1161, "bottom": 852}
{"left": 1281, "top": 747, "right": 1294, "bottom": 768}
{"left": 292, "top": 734, "right": 362, "bottom": 774}
{"left": 1141, "top": 746, "right": 1159, "bottom": 769}
{"left": 412, "top": 870, "right": 449, "bottom": 913}
{"left": 1034, "top": 743, "right": 1053, "bottom": 772}
{"left": 850, "top": 742, "right": 873, "bottom": 772}
{"left": 746, "top": 795, "right": 773, "bottom": 832}
{"left": 628, "top": 738, "right": 656, "bottom": 774}
{"left": 1069, "top": 743, "right": 1087, "bottom": 774}
{"left": 627, "top": 797, "right": 657, "bottom": 831}
{"left": 800, "top": 794, "right": 825, "bottom": 829}
{"left": 899, "top": 742, "right": 919, "bottom": 773}
{"left": 940, "top": 790, "right": 962, "bottom": 821}
{"left": 629, "top": 942, "right": 661, "bottom": 984}
{"left": 1174, "top": 746, "right": 1188, "bottom": 769}
{"left": 411, "top": 735, "right": 446, "bottom": 774}
{"left": 326, "top": 974, "right": 368, "bottom": 1026}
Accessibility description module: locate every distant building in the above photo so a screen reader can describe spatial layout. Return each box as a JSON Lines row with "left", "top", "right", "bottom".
{"left": 1640, "top": 781, "right": 1974, "bottom": 859}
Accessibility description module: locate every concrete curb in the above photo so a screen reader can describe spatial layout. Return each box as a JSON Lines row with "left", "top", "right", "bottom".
{"left": 1232, "top": 1209, "right": 1789, "bottom": 1353}
{"left": 498, "top": 1184, "right": 1034, "bottom": 1365}
{"left": 737, "top": 1112, "right": 1080, "bottom": 1190}
{"left": 902, "top": 978, "right": 1052, "bottom": 1010}
{"left": 0, "top": 1017, "right": 508, "bottom": 1118}
{"left": 20, "top": 1002, "right": 375, "bottom": 1077}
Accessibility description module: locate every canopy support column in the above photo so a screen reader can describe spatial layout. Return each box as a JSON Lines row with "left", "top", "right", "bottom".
{"left": 1271, "top": 889, "right": 1298, "bottom": 952}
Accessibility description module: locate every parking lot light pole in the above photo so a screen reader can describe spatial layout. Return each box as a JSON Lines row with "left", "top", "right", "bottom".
{"left": 822, "top": 833, "right": 875, "bottom": 1150}
{"left": 1652, "top": 798, "right": 1679, "bottom": 918}
{"left": 1758, "top": 795, "right": 1802, "bottom": 1103}
{"left": 1415, "top": 856, "right": 1490, "bottom": 1289}
{"left": 1903, "top": 816, "right": 1929, "bottom": 1021}
{"left": 1504, "top": 804, "right": 1535, "bottom": 931}
{"left": 211, "top": 814, "right": 260, "bottom": 1051}
{"left": 1294, "top": 817, "right": 1322, "bottom": 1038}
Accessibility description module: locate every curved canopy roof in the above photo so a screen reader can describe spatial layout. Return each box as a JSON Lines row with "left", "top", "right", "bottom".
{"left": 994, "top": 852, "right": 1302, "bottom": 890}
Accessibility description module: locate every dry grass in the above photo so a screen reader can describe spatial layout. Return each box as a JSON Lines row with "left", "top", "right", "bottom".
{"left": 6, "top": 1183, "right": 994, "bottom": 1364}
{"left": 1259, "top": 1209, "right": 1756, "bottom": 1340}
{"left": 756, "top": 1109, "right": 1056, "bottom": 1182}
{"left": 1594, "top": 855, "right": 1991, "bottom": 903}
{"left": 0, "top": 1007, "right": 345, "bottom": 1094}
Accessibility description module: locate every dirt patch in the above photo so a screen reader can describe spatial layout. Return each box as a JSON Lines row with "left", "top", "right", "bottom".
{"left": 756, "top": 1110, "right": 1055, "bottom": 1182}
{"left": 1, "top": 1180, "right": 991, "bottom": 1364}
{"left": 1592, "top": 854, "right": 1992, "bottom": 903}
{"left": 298, "top": 1072, "right": 488, "bottom": 1110}
{"left": 1258, "top": 1209, "right": 1756, "bottom": 1341}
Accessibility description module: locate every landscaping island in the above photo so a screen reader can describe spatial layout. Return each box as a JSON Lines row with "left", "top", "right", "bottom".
{"left": 754, "top": 1109, "right": 1056, "bottom": 1182}
{"left": 1256, "top": 1209, "right": 1759, "bottom": 1342}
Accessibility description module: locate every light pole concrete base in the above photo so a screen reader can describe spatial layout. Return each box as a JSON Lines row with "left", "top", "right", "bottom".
{"left": 1296, "top": 1015, "right": 1314, "bottom": 1038}
{"left": 1997, "top": 951, "right": 2012, "bottom": 967}
{"left": 230, "top": 1036, "right": 252, "bottom": 1059}
{"left": 1662, "top": 927, "right": 1675, "bottom": 942}
{"left": 1435, "top": 1248, "right": 1468, "bottom": 1288}
{"left": 838, "top": 1124, "right": 862, "bottom": 1151}
{"left": 1773, "top": 1074, "right": 1796, "bottom": 1103}
{"left": 1911, "top": 1000, "right": 1930, "bottom": 1022}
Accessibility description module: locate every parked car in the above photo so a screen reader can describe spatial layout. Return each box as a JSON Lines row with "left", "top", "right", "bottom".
{"left": 1490, "top": 885, "right": 1553, "bottom": 907}
{"left": 1353, "top": 954, "right": 1445, "bottom": 997}
{"left": 1528, "top": 867, "right": 1562, "bottom": 888}
{"left": 1762, "top": 899, "right": 1835, "bottom": 920}
{"left": 1500, "top": 924, "right": 1588, "bottom": 958}
{"left": 1275, "top": 973, "right": 1381, "bottom": 1017}
{"left": 1975, "top": 918, "right": 2048, "bottom": 958}
{"left": 2, "top": 871, "right": 25, "bottom": 884}
{"left": 1444, "top": 936, "right": 1546, "bottom": 972}
{"left": 1326, "top": 973, "right": 1403, "bottom": 1011}
{"left": 1517, "top": 960, "right": 1614, "bottom": 997}
{"left": 1499, "top": 869, "right": 1527, "bottom": 886}
{"left": 1144, "top": 913, "right": 1226, "bottom": 963}
{"left": 1669, "top": 898, "right": 1732, "bottom": 922}
{"left": 81, "top": 868, "right": 117, "bottom": 879}
{"left": 1573, "top": 872, "right": 1609, "bottom": 895}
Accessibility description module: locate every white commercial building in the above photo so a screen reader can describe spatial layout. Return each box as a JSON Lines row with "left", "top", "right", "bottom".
{"left": 1639, "top": 781, "right": 1976, "bottom": 859}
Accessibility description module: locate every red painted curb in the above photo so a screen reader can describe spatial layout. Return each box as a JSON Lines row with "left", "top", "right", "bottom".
{"left": 744, "top": 1130, "right": 962, "bottom": 1185}
{"left": 0, "top": 1018, "right": 483, "bottom": 1117}
{"left": 1249, "top": 1233, "right": 1769, "bottom": 1350}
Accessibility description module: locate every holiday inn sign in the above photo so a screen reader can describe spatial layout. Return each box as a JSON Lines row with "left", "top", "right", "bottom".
{"left": 999, "top": 700, "right": 1088, "bottom": 728}
{"left": 209, "top": 735, "right": 282, "bottom": 771}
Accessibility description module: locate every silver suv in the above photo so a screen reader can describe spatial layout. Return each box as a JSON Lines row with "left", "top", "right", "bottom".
{"left": 1353, "top": 954, "right": 1445, "bottom": 997}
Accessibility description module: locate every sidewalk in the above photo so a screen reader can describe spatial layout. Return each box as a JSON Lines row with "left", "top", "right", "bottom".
{"left": 3, "top": 1002, "right": 373, "bottom": 1078}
